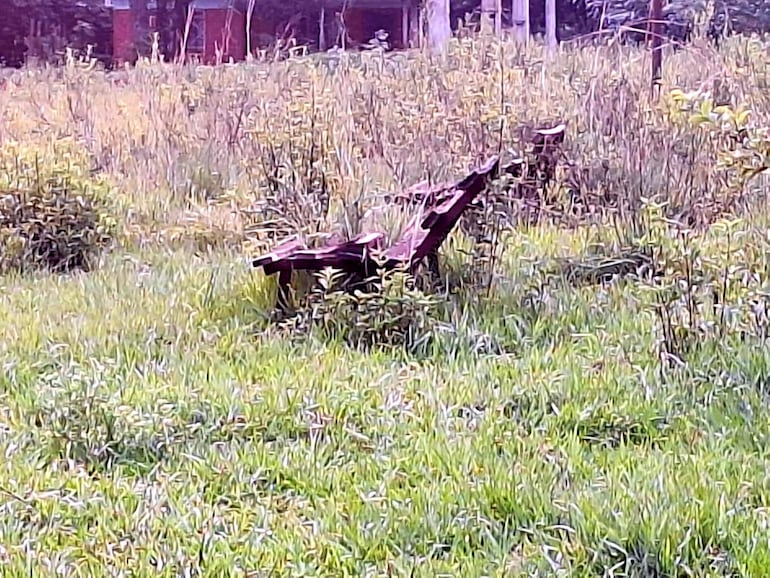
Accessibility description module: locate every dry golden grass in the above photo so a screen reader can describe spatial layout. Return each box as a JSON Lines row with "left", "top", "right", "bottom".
{"left": 2, "top": 35, "right": 768, "bottom": 250}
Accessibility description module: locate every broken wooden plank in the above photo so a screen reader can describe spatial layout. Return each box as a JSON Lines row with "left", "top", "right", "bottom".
{"left": 382, "top": 155, "right": 501, "bottom": 271}
{"left": 252, "top": 231, "right": 385, "bottom": 276}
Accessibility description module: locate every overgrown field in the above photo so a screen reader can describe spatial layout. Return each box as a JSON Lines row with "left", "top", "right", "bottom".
{"left": 2, "top": 36, "right": 770, "bottom": 576}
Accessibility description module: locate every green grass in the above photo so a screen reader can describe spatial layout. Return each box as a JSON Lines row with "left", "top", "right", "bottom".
{"left": 2, "top": 32, "right": 770, "bottom": 577}
{"left": 2, "top": 218, "right": 770, "bottom": 576}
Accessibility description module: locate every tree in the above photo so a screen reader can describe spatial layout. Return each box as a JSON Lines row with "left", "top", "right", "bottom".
{"left": 426, "top": 0, "right": 452, "bottom": 53}
{"left": 1, "top": 0, "right": 112, "bottom": 65}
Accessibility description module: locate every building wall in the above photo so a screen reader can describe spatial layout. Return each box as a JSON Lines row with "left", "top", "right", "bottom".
{"left": 341, "top": 7, "right": 406, "bottom": 48}
{"left": 110, "top": 2, "right": 411, "bottom": 65}
{"left": 203, "top": 8, "right": 246, "bottom": 63}
{"left": 249, "top": 13, "right": 277, "bottom": 50}
{"left": 112, "top": 9, "right": 134, "bottom": 65}
{"left": 110, "top": 6, "right": 246, "bottom": 66}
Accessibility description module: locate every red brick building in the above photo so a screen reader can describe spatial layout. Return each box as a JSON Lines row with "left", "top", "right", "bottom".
{"left": 105, "top": 0, "right": 420, "bottom": 66}
{"left": 315, "top": 0, "right": 420, "bottom": 50}
{"left": 106, "top": 0, "right": 246, "bottom": 65}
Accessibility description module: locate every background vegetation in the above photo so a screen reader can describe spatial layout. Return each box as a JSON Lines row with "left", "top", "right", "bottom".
{"left": 4, "top": 0, "right": 770, "bottom": 67}
{"left": 1, "top": 31, "right": 770, "bottom": 576}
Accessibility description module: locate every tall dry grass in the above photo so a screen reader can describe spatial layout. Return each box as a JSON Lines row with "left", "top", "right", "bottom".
{"left": 0, "top": 35, "right": 768, "bottom": 253}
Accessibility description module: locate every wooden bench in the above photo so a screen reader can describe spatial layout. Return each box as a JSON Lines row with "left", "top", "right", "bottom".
{"left": 252, "top": 155, "right": 501, "bottom": 311}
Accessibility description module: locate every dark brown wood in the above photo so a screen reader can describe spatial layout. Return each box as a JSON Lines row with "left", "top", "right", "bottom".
{"left": 381, "top": 156, "right": 501, "bottom": 272}
{"left": 530, "top": 123, "right": 567, "bottom": 190}
{"left": 277, "top": 270, "right": 292, "bottom": 312}
{"left": 252, "top": 156, "right": 501, "bottom": 310}
{"left": 426, "top": 251, "right": 441, "bottom": 285}
{"left": 253, "top": 232, "right": 385, "bottom": 277}
{"left": 253, "top": 123, "right": 568, "bottom": 313}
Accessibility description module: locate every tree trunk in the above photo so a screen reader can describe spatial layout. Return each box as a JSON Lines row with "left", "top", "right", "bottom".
{"left": 409, "top": 4, "right": 421, "bottom": 48}
{"left": 319, "top": 5, "right": 327, "bottom": 50}
{"left": 511, "top": 0, "right": 529, "bottom": 44}
{"left": 649, "top": 0, "right": 663, "bottom": 94}
{"left": 481, "top": 0, "right": 501, "bottom": 36}
{"left": 545, "top": 0, "right": 557, "bottom": 49}
{"left": 425, "top": 0, "right": 450, "bottom": 53}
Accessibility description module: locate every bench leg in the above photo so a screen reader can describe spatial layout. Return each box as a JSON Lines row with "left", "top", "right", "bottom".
{"left": 276, "top": 270, "right": 292, "bottom": 313}
{"left": 426, "top": 250, "right": 442, "bottom": 288}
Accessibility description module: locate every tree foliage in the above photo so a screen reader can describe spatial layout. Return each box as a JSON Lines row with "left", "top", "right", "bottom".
{"left": 579, "top": 0, "right": 770, "bottom": 38}
{"left": 3, "top": 0, "right": 770, "bottom": 67}
{"left": 1, "top": 0, "right": 112, "bottom": 66}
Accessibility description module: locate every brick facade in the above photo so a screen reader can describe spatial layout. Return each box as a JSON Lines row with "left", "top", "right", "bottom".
{"left": 202, "top": 8, "right": 246, "bottom": 63}
{"left": 109, "top": 1, "right": 246, "bottom": 66}
{"left": 112, "top": 10, "right": 134, "bottom": 64}
{"left": 108, "top": 1, "right": 415, "bottom": 66}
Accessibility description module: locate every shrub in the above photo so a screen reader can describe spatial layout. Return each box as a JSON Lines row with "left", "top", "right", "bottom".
{"left": 637, "top": 92, "right": 770, "bottom": 365}
{"left": 284, "top": 267, "right": 442, "bottom": 354}
{"left": 0, "top": 143, "right": 116, "bottom": 274}
{"left": 668, "top": 89, "right": 769, "bottom": 191}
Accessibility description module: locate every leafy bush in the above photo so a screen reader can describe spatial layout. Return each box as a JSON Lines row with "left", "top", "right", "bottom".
{"left": 668, "top": 88, "right": 770, "bottom": 209}
{"left": 284, "top": 267, "right": 442, "bottom": 353}
{"left": 0, "top": 143, "right": 116, "bottom": 274}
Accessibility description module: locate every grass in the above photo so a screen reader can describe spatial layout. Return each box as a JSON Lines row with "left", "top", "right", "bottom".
{"left": 2, "top": 33, "right": 770, "bottom": 576}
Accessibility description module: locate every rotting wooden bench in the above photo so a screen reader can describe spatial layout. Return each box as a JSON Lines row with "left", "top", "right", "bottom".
{"left": 389, "top": 123, "right": 567, "bottom": 237}
{"left": 252, "top": 123, "right": 567, "bottom": 312}
{"left": 252, "top": 156, "right": 501, "bottom": 312}
{"left": 490, "top": 122, "right": 567, "bottom": 228}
